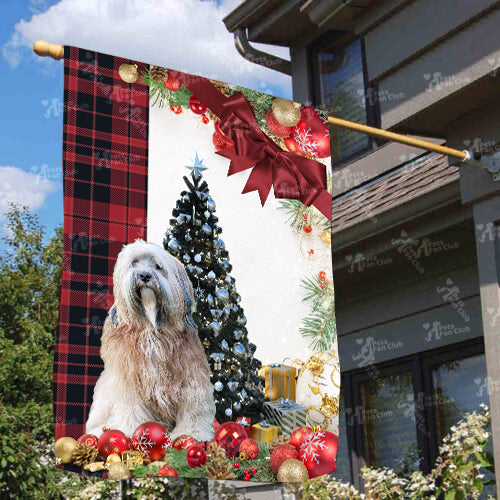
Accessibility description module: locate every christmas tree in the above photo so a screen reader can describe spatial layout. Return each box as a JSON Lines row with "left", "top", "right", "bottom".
{"left": 163, "top": 153, "right": 265, "bottom": 423}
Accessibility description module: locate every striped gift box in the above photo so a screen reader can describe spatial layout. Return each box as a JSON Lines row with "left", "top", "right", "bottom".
{"left": 263, "top": 398, "right": 307, "bottom": 435}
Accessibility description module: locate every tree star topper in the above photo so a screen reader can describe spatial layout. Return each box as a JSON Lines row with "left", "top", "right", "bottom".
{"left": 186, "top": 152, "right": 208, "bottom": 180}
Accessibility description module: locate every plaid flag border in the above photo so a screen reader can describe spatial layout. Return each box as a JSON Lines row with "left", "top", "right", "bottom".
{"left": 54, "top": 47, "right": 149, "bottom": 442}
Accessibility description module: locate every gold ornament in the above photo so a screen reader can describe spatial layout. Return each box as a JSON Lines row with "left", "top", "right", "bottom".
{"left": 84, "top": 461, "right": 105, "bottom": 472}
{"left": 106, "top": 453, "right": 122, "bottom": 466}
{"left": 210, "top": 79, "right": 232, "bottom": 97}
{"left": 72, "top": 443, "right": 99, "bottom": 467}
{"left": 320, "top": 229, "right": 331, "bottom": 245}
{"left": 270, "top": 435, "right": 290, "bottom": 452}
{"left": 122, "top": 450, "right": 145, "bottom": 468}
{"left": 272, "top": 98, "right": 301, "bottom": 127}
{"left": 55, "top": 437, "right": 78, "bottom": 465}
{"left": 238, "top": 451, "right": 248, "bottom": 461}
{"left": 150, "top": 460, "right": 167, "bottom": 468}
{"left": 277, "top": 458, "right": 309, "bottom": 482}
{"left": 149, "top": 65, "right": 167, "bottom": 83}
{"left": 108, "top": 462, "right": 131, "bottom": 480}
{"left": 119, "top": 63, "right": 139, "bottom": 84}
{"left": 320, "top": 394, "right": 339, "bottom": 418}
{"left": 202, "top": 338, "right": 210, "bottom": 349}
{"left": 206, "top": 459, "right": 236, "bottom": 480}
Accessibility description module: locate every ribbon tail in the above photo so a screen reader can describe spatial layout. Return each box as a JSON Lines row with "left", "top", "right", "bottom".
{"left": 312, "top": 189, "right": 333, "bottom": 221}
{"left": 242, "top": 162, "right": 273, "bottom": 206}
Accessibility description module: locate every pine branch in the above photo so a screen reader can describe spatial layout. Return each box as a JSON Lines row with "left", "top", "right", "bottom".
{"left": 278, "top": 199, "right": 330, "bottom": 232}
{"left": 299, "top": 303, "right": 336, "bottom": 351}
{"left": 140, "top": 68, "right": 192, "bottom": 109}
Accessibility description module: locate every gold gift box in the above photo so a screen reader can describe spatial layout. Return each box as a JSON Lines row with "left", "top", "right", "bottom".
{"left": 263, "top": 364, "right": 296, "bottom": 400}
{"left": 250, "top": 421, "right": 279, "bottom": 444}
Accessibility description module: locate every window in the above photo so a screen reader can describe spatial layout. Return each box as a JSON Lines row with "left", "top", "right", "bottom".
{"left": 310, "top": 34, "right": 380, "bottom": 164}
{"left": 335, "top": 340, "right": 489, "bottom": 490}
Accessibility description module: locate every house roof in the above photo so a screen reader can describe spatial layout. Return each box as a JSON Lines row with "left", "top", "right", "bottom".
{"left": 331, "top": 153, "right": 460, "bottom": 234}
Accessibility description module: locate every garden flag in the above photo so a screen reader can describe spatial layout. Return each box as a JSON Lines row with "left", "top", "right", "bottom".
{"left": 54, "top": 46, "right": 339, "bottom": 481}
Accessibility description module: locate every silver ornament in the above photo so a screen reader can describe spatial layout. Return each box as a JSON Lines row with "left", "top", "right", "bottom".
{"left": 214, "top": 381, "right": 223, "bottom": 392}
{"left": 185, "top": 233, "right": 192, "bottom": 243}
{"left": 225, "top": 276, "right": 232, "bottom": 284}
{"left": 233, "top": 402, "right": 241, "bottom": 411}
{"left": 241, "top": 389, "right": 247, "bottom": 399}
{"left": 208, "top": 271, "right": 216, "bottom": 280}
{"left": 206, "top": 294, "right": 214, "bottom": 305}
{"left": 167, "top": 239, "right": 180, "bottom": 253}
{"left": 194, "top": 254, "right": 202, "bottom": 263}
{"left": 201, "top": 224, "right": 212, "bottom": 235}
{"left": 233, "top": 343, "right": 245, "bottom": 356}
{"left": 207, "top": 198, "right": 216, "bottom": 211}
{"left": 182, "top": 254, "right": 190, "bottom": 263}
{"left": 204, "top": 210, "right": 211, "bottom": 220}
{"left": 228, "top": 381, "right": 238, "bottom": 391}
{"left": 223, "top": 306, "right": 231, "bottom": 317}
{"left": 221, "top": 340, "right": 229, "bottom": 350}
{"left": 237, "top": 315, "right": 247, "bottom": 326}
{"left": 233, "top": 330, "right": 243, "bottom": 340}
{"left": 211, "top": 321, "right": 221, "bottom": 336}
{"left": 225, "top": 408, "right": 232, "bottom": 417}
{"left": 215, "top": 288, "right": 229, "bottom": 302}
{"left": 176, "top": 214, "right": 192, "bottom": 225}
{"left": 210, "top": 309, "right": 223, "bottom": 319}
{"left": 182, "top": 194, "right": 190, "bottom": 203}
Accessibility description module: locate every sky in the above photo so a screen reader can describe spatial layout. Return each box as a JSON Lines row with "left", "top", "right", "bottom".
{"left": 0, "top": 0, "right": 291, "bottom": 243}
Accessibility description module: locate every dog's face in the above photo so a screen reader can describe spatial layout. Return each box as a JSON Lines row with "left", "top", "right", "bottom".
{"left": 113, "top": 239, "right": 194, "bottom": 331}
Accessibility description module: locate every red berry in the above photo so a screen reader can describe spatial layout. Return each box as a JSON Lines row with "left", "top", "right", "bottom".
{"left": 244, "top": 476, "right": 250, "bottom": 481}
{"left": 302, "top": 213, "right": 308, "bottom": 220}
{"left": 234, "top": 462, "right": 239, "bottom": 468}
{"left": 170, "top": 105, "right": 182, "bottom": 114}
{"left": 243, "top": 469, "right": 249, "bottom": 475}
{"left": 320, "top": 283, "right": 325, "bottom": 289}
{"left": 202, "top": 115, "right": 209, "bottom": 124}
{"left": 318, "top": 271, "right": 327, "bottom": 281}
{"left": 251, "top": 468, "right": 257, "bottom": 474}
{"left": 325, "top": 279, "right": 330, "bottom": 285}
{"left": 303, "top": 224, "right": 312, "bottom": 233}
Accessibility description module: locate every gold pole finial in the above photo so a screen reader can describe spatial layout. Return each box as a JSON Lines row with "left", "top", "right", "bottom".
{"left": 33, "top": 40, "right": 64, "bottom": 60}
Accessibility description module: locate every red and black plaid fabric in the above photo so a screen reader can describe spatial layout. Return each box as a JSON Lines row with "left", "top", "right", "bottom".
{"left": 54, "top": 47, "right": 149, "bottom": 442}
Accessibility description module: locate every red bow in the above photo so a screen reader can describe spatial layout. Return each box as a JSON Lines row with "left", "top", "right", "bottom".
{"left": 170, "top": 72, "right": 332, "bottom": 220}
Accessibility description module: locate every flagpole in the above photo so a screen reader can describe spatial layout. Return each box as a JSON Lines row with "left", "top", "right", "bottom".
{"left": 31, "top": 39, "right": 472, "bottom": 163}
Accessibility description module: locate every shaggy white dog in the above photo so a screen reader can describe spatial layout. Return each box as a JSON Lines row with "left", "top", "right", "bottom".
{"left": 86, "top": 240, "right": 215, "bottom": 441}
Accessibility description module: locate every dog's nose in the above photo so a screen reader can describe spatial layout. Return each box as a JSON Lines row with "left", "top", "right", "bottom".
{"left": 139, "top": 271, "right": 152, "bottom": 283}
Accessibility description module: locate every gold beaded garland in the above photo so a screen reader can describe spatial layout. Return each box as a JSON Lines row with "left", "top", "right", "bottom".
{"left": 277, "top": 458, "right": 309, "bottom": 482}
{"left": 272, "top": 98, "right": 301, "bottom": 127}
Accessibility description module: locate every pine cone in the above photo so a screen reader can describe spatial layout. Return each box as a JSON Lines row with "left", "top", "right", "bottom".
{"left": 72, "top": 443, "right": 99, "bottom": 467}
{"left": 206, "top": 441, "right": 226, "bottom": 460}
{"left": 270, "top": 435, "right": 290, "bottom": 452}
{"left": 150, "top": 65, "right": 168, "bottom": 83}
{"left": 206, "top": 459, "right": 236, "bottom": 480}
{"left": 209, "top": 79, "right": 232, "bottom": 97}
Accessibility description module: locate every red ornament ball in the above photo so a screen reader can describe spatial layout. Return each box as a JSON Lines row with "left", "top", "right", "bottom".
{"left": 291, "top": 107, "right": 330, "bottom": 158}
{"left": 289, "top": 425, "right": 313, "bottom": 451}
{"left": 234, "top": 462, "right": 240, "bottom": 468}
{"left": 77, "top": 433, "right": 98, "bottom": 448}
{"left": 213, "top": 121, "right": 234, "bottom": 151}
{"left": 303, "top": 224, "right": 312, "bottom": 233}
{"left": 202, "top": 115, "right": 210, "bottom": 124}
{"left": 214, "top": 421, "right": 247, "bottom": 458}
{"left": 239, "top": 438, "right": 259, "bottom": 460}
{"left": 283, "top": 136, "right": 304, "bottom": 156}
{"left": 265, "top": 109, "right": 292, "bottom": 138}
{"left": 270, "top": 444, "right": 299, "bottom": 474}
{"left": 132, "top": 421, "right": 171, "bottom": 462}
{"left": 171, "top": 434, "right": 199, "bottom": 451}
{"left": 299, "top": 430, "right": 338, "bottom": 478}
{"left": 251, "top": 468, "right": 257, "bottom": 474}
{"left": 164, "top": 73, "right": 181, "bottom": 91}
{"left": 189, "top": 95, "right": 208, "bottom": 115}
{"left": 98, "top": 428, "right": 130, "bottom": 459}
{"left": 158, "top": 465, "right": 178, "bottom": 477}
{"left": 186, "top": 445, "right": 207, "bottom": 468}
{"left": 170, "top": 105, "right": 182, "bottom": 114}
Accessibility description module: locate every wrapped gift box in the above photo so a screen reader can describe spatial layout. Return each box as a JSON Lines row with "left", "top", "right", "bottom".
{"left": 263, "top": 398, "right": 307, "bottom": 435}
{"left": 236, "top": 416, "right": 252, "bottom": 437}
{"left": 263, "top": 364, "right": 296, "bottom": 400}
{"left": 250, "top": 420, "right": 278, "bottom": 444}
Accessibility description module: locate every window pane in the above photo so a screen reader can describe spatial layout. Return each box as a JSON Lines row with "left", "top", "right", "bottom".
{"left": 359, "top": 371, "right": 420, "bottom": 474}
{"left": 331, "top": 393, "right": 351, "bottom": 483}
{"left": 432, "top": 354, "right": 488, "bottom": 443}
{"left": 317, "top": 39, "right": 370, "bottom": 162}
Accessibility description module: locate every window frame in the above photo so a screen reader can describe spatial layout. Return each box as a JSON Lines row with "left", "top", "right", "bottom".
{"left": 339, "top": 337, "right": 486, "bottom": 491}
{"left": 308, "top": 31, "right": 383, "bottom": 167}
